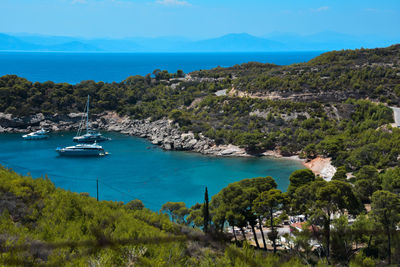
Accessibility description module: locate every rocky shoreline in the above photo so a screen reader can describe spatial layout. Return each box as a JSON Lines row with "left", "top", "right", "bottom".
{"left": 0, "top": 112, "right": 335, "bottom": 179}
{"left": 0, "top": 112, "right": 250, "bottom": 157}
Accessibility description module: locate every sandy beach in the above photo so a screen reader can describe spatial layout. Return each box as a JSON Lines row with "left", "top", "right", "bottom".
{"left": 303, "top": 157, "right": 336, "bottom": 181}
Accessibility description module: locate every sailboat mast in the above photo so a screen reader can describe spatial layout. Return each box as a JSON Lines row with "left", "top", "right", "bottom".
{"left": 86, "top": 95, "right": 90, "bottom": 132}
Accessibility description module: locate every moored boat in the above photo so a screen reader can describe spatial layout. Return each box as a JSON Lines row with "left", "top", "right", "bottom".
{"left": 73, "top": 129, "right": 110, "bottom": 143}
{"left": 56, "top": 143, "right": 107, "bottom": 157}
{"left": 73, "top": 95, "right": 110, "bottom": 143}
{"left": 22, "top": 128, "right": 49, "bottom": 140}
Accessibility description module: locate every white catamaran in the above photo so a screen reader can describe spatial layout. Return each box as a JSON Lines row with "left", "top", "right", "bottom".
{"left": 73, "top": 95, "right": 110, "bottom": 143}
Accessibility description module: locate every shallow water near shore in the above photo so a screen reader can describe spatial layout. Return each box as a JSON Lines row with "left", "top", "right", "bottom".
{"left": 0, "top": 132, "right": 303, "bottom": 210}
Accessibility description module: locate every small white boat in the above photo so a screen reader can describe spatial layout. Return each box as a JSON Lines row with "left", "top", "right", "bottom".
{"left": 22, "top": 128, "right": 49, "bottom": 140}
{"left": 56, "top": 143, "right": 107, "bottom": 157}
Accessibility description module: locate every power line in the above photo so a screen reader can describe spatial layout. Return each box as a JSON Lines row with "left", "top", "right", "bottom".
{"left": 99, "top": 181, "right": 137, "bottom": 199}
{"left": 1, "top": 161, "right": 166, "bottom": 207}
{"left": 1, "top": 159, "right": 157, "bottom": 184}
{"left": 98, "top": 180, "right": 161, "bottom": 207}
{"left": 97, "top": 179, "right": 99, "bottom": 201}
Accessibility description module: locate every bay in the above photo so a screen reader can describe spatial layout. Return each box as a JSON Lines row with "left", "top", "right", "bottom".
{"left": 0, "top": 51, "right": 323, "bottom": 84}
{"left": 0, "top": 132, "right": 303, "bottom": 211}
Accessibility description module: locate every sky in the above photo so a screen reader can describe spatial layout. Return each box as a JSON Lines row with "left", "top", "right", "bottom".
{"left": 1, "top": 0, "right": 400, "bottom": 39}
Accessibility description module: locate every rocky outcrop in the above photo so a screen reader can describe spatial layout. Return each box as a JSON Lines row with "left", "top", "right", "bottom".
{"left": 98, "top": 114, "right": 250, "bottom": 156}
{"left": 0, "top": 112, "right": 83, "bottom": 133}
{"left": 101, "top": 116, "right": 214, "bottom": 153}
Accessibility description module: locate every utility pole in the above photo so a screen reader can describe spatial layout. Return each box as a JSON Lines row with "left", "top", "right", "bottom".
{"left": 96, "top": 179, "right": 99, "bottom": 201}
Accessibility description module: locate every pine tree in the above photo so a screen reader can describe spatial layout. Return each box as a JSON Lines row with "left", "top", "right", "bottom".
{"left": 203, "top": 187, "right": 210, "bottom": 233}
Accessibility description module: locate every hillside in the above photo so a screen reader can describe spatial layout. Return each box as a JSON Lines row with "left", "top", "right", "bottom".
{"left": 192, "top": 44, "right": 400, "bottom": 104}
{"left": 0, "top": 166, "right": 308, "bottom": 266}
{"left": 0, "top": 157, "right": 399, "bottom": 266}
{"left": 0, "top": 45, "right": 400, "bottom": 170}
{"left": 0, "top": 166, "right": 189, "bottom": 265}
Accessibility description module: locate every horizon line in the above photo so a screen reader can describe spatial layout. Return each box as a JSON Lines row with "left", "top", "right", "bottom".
{"left": 3, "top": 31, "right": 400, "bottom": 40}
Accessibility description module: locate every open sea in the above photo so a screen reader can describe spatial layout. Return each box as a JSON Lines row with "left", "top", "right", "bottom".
{"left": 0, "top": 51, "right": 315, "bottom": 210}
{"left": 0, "top": 51, "right": 323, "bottom": 84}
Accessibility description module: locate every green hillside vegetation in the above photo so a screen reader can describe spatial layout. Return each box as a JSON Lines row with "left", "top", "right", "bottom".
{"left": 0, "top": 166, "right": 189, "bottom": 265}
{"left": 2, "top": 45, "right": 400, "bottom": 117}
{"left": 1, "top": 164, "right": 400, "bottom": 265}
{"left": 182, "top": 168, "right": 400, "bottom": 265}
{"left": 194, "top": 44, "right": 400, "bottom": 104}
{"left": 0, "top": 69, "right": 398, "bottom": 171}
{"left": 0, "top": 166, "right": 323, "bottom": 266}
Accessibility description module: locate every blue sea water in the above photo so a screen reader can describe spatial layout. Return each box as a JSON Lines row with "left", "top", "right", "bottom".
{"left": 0, "top": 51, "right": 323, "bottom": 84}
{"left": 0, "top": 132, "right": 303, "bottom": 211}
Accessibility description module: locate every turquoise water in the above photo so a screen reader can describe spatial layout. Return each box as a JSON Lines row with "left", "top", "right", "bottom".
{"left": 0, "top": 132, "right": 303, "bottom": 210}
{"left": 0, "top": 51, "right": 323, "bottom": 84}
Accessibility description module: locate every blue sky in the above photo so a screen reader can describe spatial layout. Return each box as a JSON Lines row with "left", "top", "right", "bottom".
{"left": 1, "top": 0, "right": 400, "bottom": 39}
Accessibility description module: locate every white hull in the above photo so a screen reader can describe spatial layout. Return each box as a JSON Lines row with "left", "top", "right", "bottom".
{"left": 22, "top": 128, "right": 49, "bottom": 140}
{"left": 22, "top": 134, "right": 48, "bottom": 140}
{"left": 56, "top": 149, "right": 105, "bottom": 157}
{"left": 56, "top": 143, "right": 106, "bottom": 157}
{"left": 73, "top": 135, "right": 110, "bottom": 143}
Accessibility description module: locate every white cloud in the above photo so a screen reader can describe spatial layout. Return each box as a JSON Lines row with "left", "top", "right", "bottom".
{"left": 156, "top": 0, "right": 190, "bottom": 6}
{"left": 312, "top": 6, "right": 329, "bottom": 12}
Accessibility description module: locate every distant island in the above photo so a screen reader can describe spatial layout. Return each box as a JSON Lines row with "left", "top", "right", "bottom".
{"left": 0, "top": 32, "right": 398, "bottom": 52}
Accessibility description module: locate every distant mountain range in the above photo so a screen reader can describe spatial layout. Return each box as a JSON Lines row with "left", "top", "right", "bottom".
{"left": 0, "top": 32, "right": 398, "bottom": 52}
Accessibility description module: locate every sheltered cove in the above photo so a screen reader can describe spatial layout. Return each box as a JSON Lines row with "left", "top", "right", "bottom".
{"left": 0, "top": 111, "right": 335, "bottom": 179}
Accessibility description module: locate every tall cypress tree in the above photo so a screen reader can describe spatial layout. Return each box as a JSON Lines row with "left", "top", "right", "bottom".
{"left": 203, "top": 186, "right": 210, "bottom": 233}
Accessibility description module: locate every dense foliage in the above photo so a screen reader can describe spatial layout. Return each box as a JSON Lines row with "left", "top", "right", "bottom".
{"left": 194, "top": 44, "right": 400, "bottom": 104}
{"left": 1, "top": 164, "right": 399, "bottom": 266}
{"left": 185, "top": 168, "right": 400, "bottom": 266}
{"left": 0, "top": 166, "right": 316, "bottom": 266}
{"left": 0, "top": 166, "right": 189, "bottom": 265}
